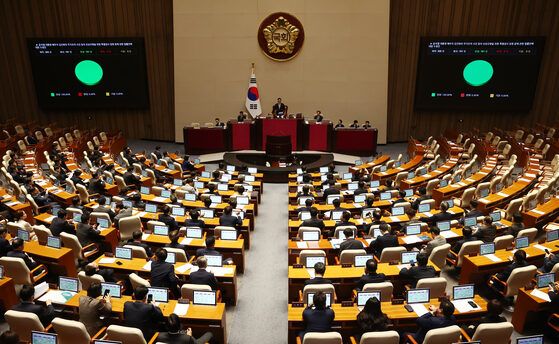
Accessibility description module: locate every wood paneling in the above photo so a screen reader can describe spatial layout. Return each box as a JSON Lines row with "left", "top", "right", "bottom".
{"left": 0, "top": 0, "right": 174, "bottom": 141}
{"left": 388, "top": 0, "right": 559, "bottom": 142}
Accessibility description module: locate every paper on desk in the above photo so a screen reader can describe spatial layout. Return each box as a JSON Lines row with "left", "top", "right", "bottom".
{"left": 533, "top": 244, "right": 549, "bottom": 252}
{"left": 365, "top": 238, "right": 374, "bottom": 245}
{"left": 173, "top": 303, "right": 189, "bottom": 316}
{"left": 411, "top": 304, "right": 429, "bottom": 316}
{"left": 99, "top": 257, "right": 116, "bottom": 264}
{"left": 296, "top": 242, "right": 308, "bottom": 249}
{"left": 353, "top": 203, "right": 363, "bottom": 208}
{"left": 330, "top": 238, "right": 342, "bottom": 249}
{"left": 180, "top": 238, "right": 193, "bottom": 246}
{"left": 5, "top": 201, "right": 20, "bottom": 206}
{"left": 38, "top": 290, "right": 76, "bottom": 304}
{"left": 208, "top": 267, "right": 233, "bottom": 276}
{"left": 34, "top": 282, "right": 49, "bottom": 299}
{"left": 390, "top": 216, "right": 401, "bottom": 222}
{"left": 478, "top": 199, "right": 490, "bottom": 204}
{"left": 479, "top": 172, "right": 488, "bottom": 175}
{"left": 452, "top": 299, "right": 476, "bottom": 313}
{"left": 457, "top": 182, "right": 466, "bottom": 186}
{"left": 423, "top": 212, "right": 433, "bottom": 217}
{"left": 142, "top": 261, "right": 152, "bottom": 271}
{"left": 441, "top": 231, "right": 458, "bottom": 239}
{"left": 153, "top": 196, "right": 166, "bottom": 202}
{"left": 519, "top": 178, "right": 531, "bottom": 183}
{"left": 45, "top": 215, "right": 56, "bottom": 223}
{"left": 403, "top": 235, "right": 423, "bottom": 244}
{"left": 447, "top": 210, "right": 455, "bottom": 215}
{"left": 484, "top": 254, "right": 502, "bottom": 262}
{"left": 306, "top": 268, "right": 315, "bottom": 279}
{"left": 355, "top": 219, "right": 364, "bottom": 225}
{"left": 142, "top": 233, "right": 150, "bottom": 240}
{"left": 530, "top": 288, "right": 551, "bottom": 302}
{"left": 531, "top": 209, "right": 545, "bottom": 215}
{"left": 497, "top": 192, "right": 509, "bottom": 197}
{"left": 176, "top": 263, "right": 193, "bottom": 273}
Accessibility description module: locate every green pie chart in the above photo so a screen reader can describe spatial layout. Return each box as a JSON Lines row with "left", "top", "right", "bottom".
{"left": 75, "top": 60, "right": 103, "bottom": 86}
{"left": 463, "top": 60, "right": 493, "bottom": 87}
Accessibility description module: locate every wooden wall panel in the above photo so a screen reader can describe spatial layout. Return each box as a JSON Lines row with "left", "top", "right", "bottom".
{"left": 0, "top": 0, "right": 174, "bottom": 141}
{"left": 388, "top": 0, "right": 559, "bottom": 142}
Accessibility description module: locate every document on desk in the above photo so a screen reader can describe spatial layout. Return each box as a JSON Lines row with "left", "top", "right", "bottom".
{"left": 484, "top": 254, "right": 502, "bottom": 262}
{"left": 352, "top": 203, "right": 363, "bottom": 208}
{"left": 142, "top": 233, "right": 150, "bottom": 240}
{"left": 38, "top": 290, "right": 76, "bottom": 304}
{"left": 34, "top": 282, "right": 49, "bottom": 299}
{"left": 306, "top": 268, "right": 315, "bottom": 279}
{"left": 530, "top": 288, "right": 551, "bottom": 302}
{"left": 135, "top": 211, "right": 147, "bottom": 218}
{"left": 142, "top": 261, "right": 152, "bottom": 271}
{"left": 99, "top": 257, "right": 116, "bottom": 264}
{"left": 330, "top": 238, "right": 343, "bottom": 249}
{"left": 296, "top": 242, "right": 308, "bottom": 249}
{"left": 180, "top": 238, "right": 193, "bottom": 246}
{"left": 533, "top": 244, "right": 549, "bottom": 252}
{"left": 153, "top": 196, "right": 167, "bottom": 202}
{"left": 452, "top": 299, "right": 476, "bottom": 313}
{"left": 531, "top": 209, "right": 545, "bottom": 215}
{"left": 173, "top": 303, "right": 189, "bottom": 316}
{"left": 497, "top": 192, "right": 509, "bottom": 197}
{"left": 176, "top": 263, "right": 193, "bottom": 273}
{"left": 410, "top": 304, "right": 429, "bottom": 316}
{"left": 397, "top": 264, "right": 411, "bottom": 271}
{"left": 390, "top": 216, "right": 401, "bottom": 222}
{"left": 5, "top": 201, "right": 20, "bottom": 206}
{"left": 519, "top": 178, "right": 531, "bottom": 183}
{"left": 45, "top": 215, "right": 56, "bottom": 223}
{"left": 441, "top": 231, "right": 458, "bottom": 239}
{"left": 403, "top": 235, "right": 423, "bottom": 244}
{"left": 208, "top": 267, "right": 233, "bottom": 276}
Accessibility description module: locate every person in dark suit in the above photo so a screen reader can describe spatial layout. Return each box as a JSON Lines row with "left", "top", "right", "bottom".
{"left": 214, "top": 117, "right": 225, "bottom": 127}
{"left": 412, "top": 187, "right": 430, "bottom": 210}
{"left": 50, "top": 209, "right": 75, "bottom": 236}
{"left": 156, "top": 313, "right": 213, "bottom": 344}
{"left": 362, "top": 121, "right": 372, "bottom": 129}
{"left": 300, "top": 207, "right": 325, "bottom": 231}
{"left": 181, "top": 155, "right": 197, "bottom": 172}
{"left": 166, "top": 230, "right": 189, "bottom": 260}
{"left": 0, "top": 331, "right": 19, "bottom": 344}
{"left": 334, "top": 119, "right": 344, "bottom": 128}
{"left": 474, "top": 216, "right": 497, "bottom": 243}
{"left": 353, "top": 181, "right": 369, "bottom": 196}
{"left": 88, "top": 172, "right": 106, "bottom": 195}
{"left": 297, "top": 198, "right": 315, "bottom": 214}
{"left": 324, "top": 199, "right": 344, "bottom": 220}
{"left": 76, "top": 212, "right": 104, "bottom": 247}
{"left": 339, "top": 228, "right": 364, "bottom": 252}
{"left": 494, "top": 249, "right": 528, "bottom": 282}
{"left": 272, "top": 98, "right": 287, "bottom": 118}
{"left": 355, "top": 259, "right": 386, "bottom": 290}
{"left": 304, "top": 262, "right": 332, "bottom": 286}
{"left": 158, "top": 205, "right": 179, "bottom": 231}
{"left": 392, "top": 190, "right": 408, "bottom": 206}
{"left": 539, "top": 250, "right": 559, "bottom": 273}
{"left": 332, "top": 211, "right": 353, "bottom": 237}
{"left": 508, "top": 213, "right": 525, "bottom": 238}
{"left": 355, "top": 297, "right": 389, "bottom": 341}
{"left": 123, "top": 286, "right": 165, "bottom": 340}
{"left": 12, "top": 285, "right": 54, "bottom": 326}
{"left": 0, "top": 227, "right": 12, "bottom": 257}
{"left": 301, "top": 292, "right": 335, "bottom": 338}
{"left": 219, "top": 206, "right": 242, "bottom": 228}
{"left": 411, "top": 300, "right": 456, "bottom": 344}
{"left": 7, "top": 238, "right": 37, "bottom": 270}
{"left": 398, "top": 252, "right": 436, "bottom": 287}
{"left": 189, "top": 256, "right": 219, "bottom": 290}
{"left": 150, "top": 248, "right": 180, "bottom": 298}
{"left": 422, "top": 201, "right": 453, "bottom": 225}
{"left": 152, "top": 146, "right": 164, "bottom": 160}
{"left": 323, "top": 180, "right": 339, "bottom": 198}
{"left": 369, "top": 223, "right": 398, "bottom": 258}
{"left": 450, "top": 227, "right": 476, "bottom": 254}
{"left": 126, "top": 231, "right": 153, "bottom": 257}
{"left": 237, "top": 111, "right": 248, "bottom": 122}
{"left": 350, "top": 120, "right": 360, "bottom": 128}
{"left": 185, "top": 209, "right": 205, "bottom": 228}
{"left": 123, "top": 166, "right": 141, "bottom": 188}
{"left": 464, "top": 200, "right": 484, "bottom": 219}
{"left": 313, "top": 111, "right": 324, "bottom": 122}
{"left": 195, "top": 236, "right": 221, "bottom": 257}
{"left": 363, "top": 210, "right": 386, "bottom": 236}
{"left": 465, "top": 299, "right": 506, "bottom": 336}
{"left": 95, "top": 196, "right": 116, "bottom": 221}
{"left": 70, "top": 170, "right": 86, "bottom": 187}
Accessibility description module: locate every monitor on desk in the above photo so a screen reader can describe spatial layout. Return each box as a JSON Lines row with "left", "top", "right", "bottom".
{"left": 165, "top": 252, "right": 176, "bottom": 264}
{"left": 153, "top": 225, "right": 169, "bottom": 236}
{"left": 517, "top": 335, "right": 544, "bottom": 344}
{"left": 355, "top": 160, "right": 363, "bottom": 166}
{"left": 326, "top": 195, "right": 340, "bottom": 205}
{"left": 407, "top": 172, "right": 415, "bottom": 179}
{"left": 320, "top": 167, "right": 329, "bottom": 174}
{"left": 97, "top": 218, "right": 109, "bottom": 229}
{"left": 405, "top": 224, "right": 421, "bottom": 236}
{"left": 59, "top": 276, "right": 79, "bottom": 293}
{"left": 245, "top": 175, "right": 255, "bottom": 182}
{"left": 296, "top": 176, "right": 303, "bottom": 182}
{"left": 72, "top": 213, "right": 82, "bottom": 223}
{"left": 141, "top": 170, "right": 148, "bottom": 177}
{"left": 453, "top": 174, "right": 461, "bottom": 183}
{"left": 145, "top": 203, "right": 157, "bottom": 213}
{"left": 439, "top": 179, "right": 449, "bottom": 187}
{"left": 453, "top": 284, "right": 475, "bottom": 300}
{"left": 443, "top": 199, "right": 454, "bottom": 208}
{"left": 299, "top": 196, "right": 313, "bottom": 206}
{"left": 147, "top": 287, "right": 168, "bottom": 303}
{"left": 480, "top": 243, "right": 495, "bottom": 255}
{"left": 161, "top": 190, "right": 171, "bottom": 198}
{"left": 46, "top": 235, "right": 61, "bottom": 249}
{"left": 173, "top": 178, "right": 182, "bottom": 186}
{"left": 172, "top": 206, "right": 185, "bottom": 217}
{"left": 101, "top": 282, "right": 121, "bottom": 298}
{"left": 547, "top": 229, "right": 558, "bottom": 242}
{"left": 404, "top": 189, "right": 414, "bottom": 197}
{"left": 123, "top": 200, "right": 133, "bottom": 208}
{"left": 184, "top": 193, "right": 196, "bottom": 202}
{"left": 236, "top": 196, "right": 250, "bottom": 205}
{"left": 380, "top": 192, "right": 391, "bottom": 200}
{"left": 401, "top": 251, "right": 419, "bottom": 264}
{"left": 220, "top": 174, "right": 232, "bottom": 182}
{"left": 217, "top": 184, "right": 229, "bottom": 191}
{"left": 380, "top": 166, "right": 387, "bottom": 172}
{"left": 347, "top": 182, "right": 358, "bottom": 191}
{"left": 515, "top": 236, "right": 529, "bottom": 249}
{"left": 354, "top": 194, "right": 366, "bottom": 203}
{"left": 370, "top": 180, "right": 380, "bottom": 188}
{"left": 106, "top": 177, "right": 114, "bottom": 185}
{"left": 17, "top": 229, "right": 30, "bottom": 242}
{"left": 140, "top": 186, "right": 150, "bottom": 195}
{"left": 357, "top": 291, "right": 381, "bottom": 306}
{"left": 331, "top": 210, "right": 343, "bottom": 221}
{"left": 343, "top": 173, "right": 352, "bottom": 181}
{"left": 479, "top": 189, "right": 490, "bottom": 198}
{"left": 418, "top": 203, "right": 431, "bottom": 213}
{"left": 205, "top": 255, "right": 223, "bottom": 267}
{"left": 436, "top": 221, "right": 451, "bottom": 232}
{"left": 391, "top": 206, "right": 405, "bottom": 216}
{"left": 200, "top": 209, "right": 214, "bottom": 218}
{"left": 300, "top": 211, "right": 311, "bottom": 221}
{"left": 226, "top": 165, "right": 235, "bottom": 172}
{"left": 248, "top": 167, "right": 257, "bottom": 174}
{"left": 407, "top": 288, "right": 430, "bottom": 304}
{"left": 464, "top": 217, "right": 477, "bottom": 227}
{"left": 536, "top": 272, "right": 555, "bottom": 289}
{"left": 305, "top": 256, "right": 325, "bottom": 268}
{"left": 115, "top": 247, "right": 132, "bottom": 260}
{"left": 32, "top": 331, "right": 57, "bottom": 344}
{"left": 0, "top": 265, "right": 4, "bottom": 279}
{"left": 201, "top": 171, "right": 211, "bottom": 178}
{"left": 210, "top": 195, "right": 222, "bottom": 204}
{"left": 361, "top": 208, "right": 376, "bottom": 219}
{"left": 490, "top": 211, "right": 501, "bottom": 222}
{"left": 186, "top": 227, "right": 203, "bottom": 239}
{"left": 307, "top": 292, "right": 332, "bottom": 307}
{"left": 220, "top": 230, "right": 237, "bottom": 241}
{"left": 354, "top": 255, "right": 374, "bottom": 267}
{"left": 193, "top": 290, "right": 217, "bottom": 306}
{"left": 194, "top": 181, "right": 205, "bottom": 189}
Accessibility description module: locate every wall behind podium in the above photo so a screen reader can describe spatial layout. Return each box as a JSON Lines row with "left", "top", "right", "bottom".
{"left": 173, "top": 0, "right": 389, "bottom": 144}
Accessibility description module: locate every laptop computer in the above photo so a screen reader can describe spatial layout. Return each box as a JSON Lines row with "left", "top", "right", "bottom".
{"left": 97, "top": 218, "right": 109, "bottom": 229}
{"left": 305, "top": 256, "right": 326, "bottom": 269}
{"left": 464, "top": 216, "right": 477, "bottom": 228}
{"left": 370, "top": 180, "right": 380, "bottom": 188}
{"left": 161, "top": 190, "right": 171, "bottom": 198}
{"left": 147, "top": 287, "right": 169, "bottom": 303}
{"left": 46, "top": 235, "right": 61, "bottom": 249}
{"left": 200, "top": 209, "right": 214, "bottom": 218}
{"left": 172, "top": 206, "right": 185, "bottom": 217}
{"left": 407, "top": 172, "right": 415, "bottom": 179}
{"left": 59, "top": 276, "right": 79, "bottom": 293}
{"left": 405, "top": 224, "right": 421, "bottom": 236}
{"left": 115, "top": 247, "right": 132, "bottom": 260}
{"left": 516, "top": 335, "right": 544, "bottom": 344}
{"left": 302, "top": 231, "right": 320, "bottom": 241}
{"left": 173, "top": 178, "right": 182, "bottom": 186}
{"left": 354, "top": 255, "right": 374, "bottom": 267}
{"left": 439, "top": 179, "right": 449, "bottom": 187}
{"left": 184, "top": 193, "right": 196, "bottom": 202}
{"left": 220, "top": 230, "right": 237, "bottom": 240}
{"left": 145, "top": 203, "right": 157, "bottom": 213}
{"left": 443, "top": 199, "right": 454, "bottom": 208}
{"left": 347, "top": 183, "right": 358, "bottom": 191}
{"left": 140, "top": 186, "right": 150, "bottom": 195}
{"left": 326, "top": 195, "right": 340, "bottom": 205}
{"left": 404, "top": 189, "right": 414, "bottom": 197}
{"left": 248, "top": 167, "right": 257, "bottom": 174}
{"left": 194, "top": 181, "right": 205, "bottom": 189}
{"left": 418, "top": 203, "right": 431, "bottom": 213}
{"left": 210, "top": 195, "right": 222, "bottom": 204}
{"left": 489, "top": 211, "right": 502, "bottom": 226}
{"left": 407, "top": 288, "right": 430, "bottom": 304}
{"left": 245, "top": 175, "right": 255, "bottom": 182}
{"left": 480, "top": 243, "right": 495, "bottom": 256}
{"left": 226, "top": 165, "right": 236, "bottom": 172}
{"left": 357, "top": 291, "right": 381, "bottom": 311}
{"left": 480, "top": 188, "right": 490, "bottom": 198}
{"left": 515, "top": 236, "right": 530, "bottom": 250}
{"left": 300, "top": 211, "right": 311, "bottom": 221}
{"left": 236, "top": 196, "right": 250, "bottom": 205}
{"left": 101, "top": 282, "right": 122, "bottom": 298}
{"left": 452, "top": 284, "right": 475, "bottom": 300}
{"left": 17, "top": 229, "right": 30, "bottom": 242}
{"left": 205, "top": 255, "right": 223, "bottom": 267}
{"left": 536, "top": 272, "right": 555, "bottom": 289}
{"left": 307, "top": 292, "right": 332, "bottom": 307}
{"left": 165, "top": 252, "right": 176, "bottom": 264}
{"left": 32, "top": 331, "right": 58, "bottom": 344}
{"left": 331, "top": 210, "right": 344, "bottom": 221}
{"left": 201, "top": 171, "right": 211, "bottom": 178}
{"left": 217, "top": 184, "right": 229, "bottom": 191}
{"left": 401, "top": 251, "right": 419, "bottom": 264}
{"left": 391, "top": 206, "right": 405, "bottom": 216}
{"left": 186, "top": 227, "right": 203, "bottom": 239}
{"left": 436, "top": 221, "right": 451, "bottom": 232}
{"left": 547, "top": 229, "right": 559, "bottom": 242}
{"left": 343, "top": 173, "right": 352, "bottom": 180}
{"left": 193, "top": 290, "right": 217, "bottom": 306}
{"left": 72, "top": 213, "right": 82, "bottom": 223}
{"left": 153, "top": 225, "right": 169, "bottom": 236}
{"left": 354, "top": 194, "right": 366, "bottom": 203}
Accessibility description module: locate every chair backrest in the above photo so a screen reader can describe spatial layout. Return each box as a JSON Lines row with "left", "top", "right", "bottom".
{"left": 517, "top": 227, "right": 537, "bottom": 243}
{"left": 504, "top": 265, "right": 537, "bottom": 297}
{"left": 378, "top": 246, "right": 406, "bottom": 263}
{"left": 215, "top": 225, "right": 237, "bottom": 239}
{"left": 76, "top": 184, "right": 89, "bottom": 204}
{"left": 475, "top": 182, "right": 490, "bottom": 198}
{"left": 4, "top": 310, "right": 45, "bottom": 342}
{"left": 17, "top": 140, "right": 27, "bottom": 152}
{"left": 534, "top": 138, "right": 544, "bottom": 149}
{"left": 302, "top": 332, "right": 342, "bottom": 344}
{"left": 45, "top": 127, "right": 53, "bottom": 137}
{"left": 416, "top": 277, "right": 447, "bottom": 298}
{"left": 0, "top": 257, "right": 33, "bottom": 284}
{"left": 394, "top": 172, "right": 407, "bottom": 188}
{"left": 299, "top": 250, "right": 326, "bottom": 266}
{"left": 339, "top": 249, "right": 367, "bottom": 265}
{"left": 459, "top": 187, "right": 476, "bottom": 208}
{"left": 302, "top": 284, "right": 336, "bottom": 304}
{"left": 423, "top": 325, "right": 461, "bottom": 344}
{"left": 425, "top": 179, "right": 440, "bottom": 196}
{"left": 74, "top": 129, "right": 82, "bottom": 139}
{"left": 52, "top": 317, "right": 91, "bottom": 344}
{"left": 359, "top": 330, "right": 399, "bottom": 344}
{"left": 146, "top": 220, "right": 166, "bottom": 232}
{"left": 65, "top": 132, "right": 74, "bottom": 143}
{"left": 35, "top": 131, "right": 44, "bottom": 141}
{"left": 505, "top": 199, "right": 523, "bottom": 220}
{"left": 77, "top": 271, "right": 105, "bottom": 290}
{"left": 119, "top": 216, "right": 142, "bottom": 241}
{"left": 428, "top": 243, "right": 450, "bottom": 269}
{"left": 164, "top": 247, "right": 188, "bottom": 262}
{"left": 494, "top": 235, "right": 514, "bottom": 250}
{"left": 60, "top": 232, "right": 84, "bottom": 261}
{"left": 471, "top": 322, "right": 514, "bottom": 344}
{"left": 124, "top": 245, "right": 148, "bottom": 259}
{"left": 129, "top": 273, "right": 150, "bottom": 289}
{"left": 362, "top": 282, "right": 394, "bottom": 302}
{"left": 114, "top": 175, "right": 128, "bottom": 191}
{"left": 99, "top": 132, "right": 107, "bottom": 142}
{"left": 180, "top": 283, "right": 212, "bottom": 300}
{"left": 90, "top": 212, "right": 112, "bottom": 227}
{"left": 105, "top": 325, "right": 147, "bottom": 344}
{"left": 33, "top": 225, "right": 52, "bottom": 244}
{"left": 524, "top": 134, "right": 534, "bottom": 144}
{"left": 456, "top": 240, "right": 483, "bottom": 267}
{"left": 333, "top": 225, "right": 357, "bottom": 239}
{"left": 297, "top": 227, "right": 322, "bottom": 240}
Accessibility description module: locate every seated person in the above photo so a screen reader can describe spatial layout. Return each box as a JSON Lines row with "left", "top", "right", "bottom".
{"left": 150, "top": 248, "right": 180, "bottom": 298}
{"left": 50, "top": 209, "right": 75, "bottom": 236}
{"left": 331, "top": 211, "right": 353, "bottom": 236}
{"left": 369, "top": 223, "right": 398, "bottom": 258}
{"left": 393, "top": 190, "right": 407, "bottom": 205}
{"left": 79, "top": 282, "right": 112, "bottom": 336}
{"left": 322, "top": 180, "right": 339, "bottom": 198}
{"left": 464, "top": 299, "right": 506, "bottom": 337}
{"left": 421, "top": 226, "right": 446, "bottom": 256}
{"left": 189, "top": 256, "right": 219, "bottom": 290}
{"left": 362, "top": 121, "right": 372, "bottom": 129}
{"left": 412, "top": 187, "right": 429, "bottom": 209}
{"left": 84, "top": 263, "right": 116, "bottom": 283}
{"left": 76, "top": 212, "right": 104, "bottom": 247}
{"left": 508, "top": 213, "right": 525, "bottom": 237}
{"left": 474, "top": 216, "right": 497, "bottom": 243}
{"left": 355, "top": 259, "right": 386, "bottom": 291}
{"left": 300, "top": 207, "right": 325, "bottom": 231}
{"left": 353, "top": 181, "right": 368, "bottom": 196}
{"left": 355, "top": 297, "right": 389, "bottom": 341}
{"left": 383, "top": 179, "right": 395, "bottom": 191}
{"left": 88, "top": 172, "right": 106, "bottom": 195}
{"left": 297, "top": 198, "right": 314, "bottom": 213}
{"left": 398, "top": 252, "right": 436, "bottom": 288}
{"left": 492, "top": 249, "right": 528, "bottom": 283}
{"left": 12, "top": 284, "right": 55, "bottom": 326}
{"left": 219, "top": 206, "right": 242, "bottom": 228}
{"left": 123, "top": 286, "right": 165, "bottom": 341}
{"left": 181, "top": 155, "right": 197, "bottom": 172}
{"left": 350, "top": 120, "right": 360, "bottom": 128}
{"left": 406, "top": 207, "right": 421, "bottom": 223}
{"left": 179, "top": 178, "right": 197, "bottom": 193}
{"left": 451, "top": 227, "right": 475, "bottom": 254}
{"left": 422, "top": 201, "right": 453, "bottom": 225}
{"left": 156, "top": 313, "right": 214, "bottom": 344}
{"left": 539, "top": 250, "right": 559, "bottom": 273}
{"left": 297, "top": 185, "right": 312, "bottom": 198}
{"left": 0, "top": 331, "right": 19, "bottom": 344}
{"left": 94, "top": 196, "right": 116, "bottom": 221}
{"left": 7, "top": 238, "right": 38, "bottom": 270}
{"left": 0, "top": 227, "right": 13, "bottom": 257}
{"left": 339, "top": 228, "right": 364, "bottom": 252}
{"left": 159, "top": 205, "right": 179, "bottom": 231}
{"left": 195, "top": 236, "right": 221, "bottom": 257}
{"left": 123, "top": 166, "right": 141, "bottom": 188}
{"left": 126, "top": 230, "right": 153, "bottom": 257}
{"left": 463, "top": 200, "right": 483, "bottom": 219}
{"left": 363, "top": 210, "right": 386, "bottom": 235}
{"left": 324, "top": 198, "right": 343, "bottom": 219}
{"left": 304, "top": 262, "right": 332, "bottom": 286}
{"left": 114, "top": 202, "right": 134, "bottom": 227}
{"left": 301, "top": 291, "right": 335, "bottom": 338}
{"left": 411, "top": 300, "right": 456, "bottom": 344}
{"left": 166, "top": 230, "right": 189, "bottom": 260}
{"left": 334, "top": 119, "right": 344, "bottom": 128}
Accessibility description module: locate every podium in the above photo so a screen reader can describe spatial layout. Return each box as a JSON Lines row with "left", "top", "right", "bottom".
{"left": 265, "top": 135, "right": 292, "bottom": 157}
{"left": 255, "top": 117, "right": 303, "bottom": 151}
{"left": 305, "top": 120, "right": 332, "bottom": 151}
{"left": 229, "top": 120, "right": 253, "bottom": 150}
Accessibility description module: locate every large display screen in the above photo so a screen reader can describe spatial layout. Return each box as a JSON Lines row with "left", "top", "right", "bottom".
{"left": 414, "top": 37, "right": 544, "bottom": 111}
{"left": 28, "top": 38, "right": 149, "bottom": 109}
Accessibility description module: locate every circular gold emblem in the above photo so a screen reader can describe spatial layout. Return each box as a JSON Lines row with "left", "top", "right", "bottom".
{"left": 258, "top": 12, "right": 305, "bottom": 61}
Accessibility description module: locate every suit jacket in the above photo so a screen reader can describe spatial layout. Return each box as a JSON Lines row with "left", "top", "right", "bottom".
{"left": 76, "top": 223, "right": 103, "bottom": 247}
{"left": 508, "top": 223, "right": 525, "bottom": 237}
{"left": 123, "top": 171, "right": 140, "bottom": 186}
{"left": 126, "top": 241, "right": 153, "bottom": 257}
{"left": 399, "top": 265, "right": 437, "bottom": 287}
{"left": 50, "top": 217, "right": 74, "bottom": 237}
{"left": 465, "top": 209, "right": 484, "bottom": 219}
{"left": 114, "top": 208, "right": 133, "bottom": 227}
{"left": 185, "top": 219, "right": 205, "bottom": 228}
{"left": 412, "top": 195, "right": 431, "bottom": 209}
{"left": 354, "top": 188, "right": 368, "bottom": 196}
{"left": 150, "top": 261, "right": 179, "bottom": 291}
{"left": 158, "top": 214, "right": 179, "bottom": 231}
{"left": 96, "top": 205, "right": 116, "bottom": 221}
{"left": 451, "top": 237, "right": 476, "bottom": 254}
{"left": 12, "top": 301, "right": 55, "bottom": 326}
{"left": 540, "top": 254, "right": 559, "bottom": 273}
{"left": 302, "top": 307, "right": 335, "bottom": 333}
{"left": 323, "top": 188, "right": 340, "bottom": 198}
{"left": 123, "top": 301, "right": 164, "bottom": 340}
{"left": 195, "top": 247, "right": 221, "bottom": 258}
{"left": 189, "top": 269, "right": 219, "bottom": 290}
{"left": 272, "top": 103, "right": 287, "bottom": 116}
{"left": 424, "top": 235, "right": 447, "bottom": 256}
{"left": 7, "top": 250, "right": 37, "bottom": 270}
{"left": 79, "top": 296, "right": 112, "bottom": 335}
{"left": 314, "top": 114, "right": 324, "bottom": 122}
{"left": 219, "top": 214, "right": 242, "bottom": 227}
{"left": 0, "top": 237, "right": 12, "bottom": 257}
{"left": 355, "top": 272, "right": 386, "bottom": 290}
{"left": 369, "top": 234, "right": 399, "bottom": 257}
{"left": 414, "top": 313, "right": 456, "bottom": 343}
{"left": 475, "top": 225, "right": 497, "bottom": 243}
{"left": 496, "top": 261, "right": 528, "bottom": 281}
{"left": 424, "top": 211, "right": 454, "bottom": 225}
{"left": 88, "top": 178, "right": 106, "bottom": 195}
{"left": 301, "top": 218, "right": 325, "bottom": 231}
{"left": 339, "top": 238, "right": 365, "bottom": 252}
{"left": 304, "top": 276, "right": 333, "bottom": 286}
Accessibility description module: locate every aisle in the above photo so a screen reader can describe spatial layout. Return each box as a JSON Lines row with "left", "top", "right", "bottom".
{"left": 226, "top": 183, "right": 288, "bottom": 343}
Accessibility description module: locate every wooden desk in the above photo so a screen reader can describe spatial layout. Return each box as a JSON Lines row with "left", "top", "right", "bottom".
{"left": 400, "top": 157, "right": 459, "bottom": 191}
{"left": 523, "top": 197, "right": 559, "bottom": 228}
{"left": 348, "top": 155, "right": 391, "bottom": 173}
{"left": 0, "top": 189, "right": 34, "bottom": 224}
{"left": 24, "top": 240, "right": 77, "bottom": 277}
{"left": 372, "top": 154, "right": 424, "bottom": 181}
{"left": 143, "top": 234, "right": 245, "bottom": 273}
{"left": 287, "top": 296, "right": 487, "bottom": 344}
{"left": 459, "top": 241, "right": 559, "bottom": 284}
{"left": 33, "top": 179, "right": 77, "bottom": 205}
{"left": 511, "top": 287, "right": 555, "bottom": 333}
{"left": 0, "top": 277, "right": 19, "bottom": 311}
{"left": 94, "top": 255, "right": 238, "bottom": 305}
